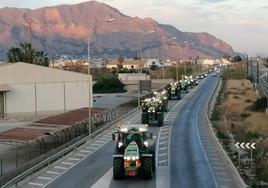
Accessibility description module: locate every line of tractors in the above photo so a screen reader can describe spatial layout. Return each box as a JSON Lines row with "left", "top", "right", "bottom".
{"left": 112, "top": 73, "right": 210, "bottom": 179}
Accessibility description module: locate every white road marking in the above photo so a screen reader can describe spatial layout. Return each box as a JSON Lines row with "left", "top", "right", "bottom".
{"left": 159, "top": 136, "right": 168, "bottom": 140}
{"left": 46, "top": 171, "right": 60, "bottom": 175}
{"left": 54, "top": 166, "right": 67, "bottom": 170}
{"left": 159, "top": 147, "right": 167, "bottom": 150}
{"left": 95, "top": 140, "right": 105, "bottom": 143}
{"left": 37, "top": 176, "right": 52, "bottom": 180}
{"left": 28, "top": 182, "right": 43, "bottom": 186}
{"left": 159, "top": 141, "right": 168, "bottom": 145}
{"left": 158, "top": 159, "right": 167, "bottom": 163}
{"left": 74, "top": 153, "right": 86, "bottom": 157}
{"left": 159, "top": 153, "right": 167, "bottom": 157}
{"left": 68, "top": 158, "right": 80, "bottom": 161}
{"left": 91, "top": 143, "right": 102, "bottom": 146}
{"left": 91, "top": 168, "right": 113, "bottom": 188}
{"left": 85, "top": 146, "right": 96, "bottom": 150}
{"left": 61, "top": 162, "right": 74, "bottom": 165}
{"left": 80, "top": 149, "right": 91, "bottom": 153}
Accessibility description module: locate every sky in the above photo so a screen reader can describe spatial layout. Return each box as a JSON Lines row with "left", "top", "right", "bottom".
{"left": 0, "top": 0, "right": 268, "bottom": 56}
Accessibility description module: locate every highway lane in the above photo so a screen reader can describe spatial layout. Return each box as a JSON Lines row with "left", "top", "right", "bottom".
{"left": 20, "top": 75, "right": 223, "bottom": 188}
{"left": 170, "top": 75, "right": 218, "bottom": 188}
{"left": 43, "top": 99, "right": 181, "bottom": 188}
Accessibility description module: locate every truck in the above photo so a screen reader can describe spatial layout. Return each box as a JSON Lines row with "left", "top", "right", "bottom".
{"left": 179, "top": 79, "right": 189, "bottom": 93}
{"left": 141, "top": 98, "right": 164, "bottom": 126}
{"left": 112, "top": 124, "right": 155, "bottom": 179}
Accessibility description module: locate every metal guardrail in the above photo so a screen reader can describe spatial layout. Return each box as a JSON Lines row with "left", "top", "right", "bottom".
{"left": 1, "top": 107, "right": 140, "bottom": 188}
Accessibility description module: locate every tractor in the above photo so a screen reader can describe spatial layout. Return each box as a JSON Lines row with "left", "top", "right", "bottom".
{"left": 153, "top": 91, "right": 168, "bottom": 111}
{"left": 141, "top": 98, "right": 164, "bottom": 126}
{"left": 179, "top": 79, "right": 189, "bottom": 93}
{"left": 112, "top": 124, "right": 155, "bottom": 179}
{"left": 166, "top": 83, "right": 181, "bottom": 100}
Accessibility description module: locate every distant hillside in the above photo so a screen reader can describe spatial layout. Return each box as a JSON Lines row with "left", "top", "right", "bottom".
{"left": 0, "top": 1, "right": 235, "bottom": 59}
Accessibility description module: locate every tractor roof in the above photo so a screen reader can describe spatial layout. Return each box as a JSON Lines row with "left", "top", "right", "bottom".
{"left": 119, "top": 124, "right": 149, "bottom": 133}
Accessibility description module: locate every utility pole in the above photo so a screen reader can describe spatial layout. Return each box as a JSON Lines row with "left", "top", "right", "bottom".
{"left": 176, "top": 59, "right": 179, "bottom": 82}
{"left": 257, "top": 60, "right": 259, "bottom": 84}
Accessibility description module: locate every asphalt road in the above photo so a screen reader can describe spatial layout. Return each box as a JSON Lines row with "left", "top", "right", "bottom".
{"left": 20, "top": 74, "right": 238, "bottom": 188}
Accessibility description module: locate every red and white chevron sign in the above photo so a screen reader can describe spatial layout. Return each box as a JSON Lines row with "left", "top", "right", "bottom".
{"left": 235, "top": 142, "right": 256, "bottom": 149}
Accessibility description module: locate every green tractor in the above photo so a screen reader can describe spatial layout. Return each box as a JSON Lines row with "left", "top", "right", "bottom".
{"left": 179, "top": 79, "right": 189, "bottom": 93}
{"left": 153, "top": 91, "right": 168, "bottom": 112}
{"left": 112, "top": 124, "right": 155, "bottom": 179}
{"left": 141, "top": 98, "right": 164, "bottom": 127}
{"left": 166, "top": 82, "right": 181, "bottom": 100}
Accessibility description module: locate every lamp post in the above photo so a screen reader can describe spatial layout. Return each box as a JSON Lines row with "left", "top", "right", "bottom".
{"left": 160, "top": 37, "right": 176, "bottom": 80}
{"left": 88, "top": 19, "right": 115, "bottom": 135}
{"left": 137, "top": 30, "right": 155, "bottom": 107}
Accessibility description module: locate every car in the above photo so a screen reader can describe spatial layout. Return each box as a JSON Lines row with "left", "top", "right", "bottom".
{"left": 112, "top": 124, "right": 155, "bottom": 179}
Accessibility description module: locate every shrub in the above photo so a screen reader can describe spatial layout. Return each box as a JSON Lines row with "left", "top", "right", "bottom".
{"left": 93, "top": 74, "right": 126, "bottom": 93}
{"left": 211, "top": 108, "right": 221, "bottom": 121}
{"left": 240, "top": 112, "right": 251, "bottom": 120}
{"left": 248, "top": 97, "right": 267, "bottom": 112}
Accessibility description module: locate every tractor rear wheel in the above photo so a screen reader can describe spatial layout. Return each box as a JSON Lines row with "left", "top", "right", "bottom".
{"left": 157, "top": 112, "right": 164, "bottom": 127}
{"left": 141, "top": 157, "right": 153, "bottom": 179}
{"left": 142, "top": 113, "right": 148, "bottom": 124}
{"left": 113, "top": 157, "right": 125, "bottom": 180}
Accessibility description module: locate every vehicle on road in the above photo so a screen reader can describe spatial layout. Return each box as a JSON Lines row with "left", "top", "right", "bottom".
{"left": 166, "top": 82, "right": 181, "bottom": 100}
{"left": 112, "top": 124, "right": 155, "bottom": 179}
{"left": 141, "top": 98, "right": 164, "bottom": 126}
{"left": 179, "top": 79, "right": 189, "bottom": 93}
{"left": 153, "top": 91, "right": 168, "bottom": 111}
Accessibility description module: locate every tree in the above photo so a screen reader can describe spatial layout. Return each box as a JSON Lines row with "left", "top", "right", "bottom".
{"left": 6, "top": 42, "right": 49, "bottom": 66}
{"left": 93, "top": 74, "right": 126, "bottom": 93}
{"left": 7, "top": 47, "right": 22, "bottom": 63}
{"left": 232, "top": 55, "right": 242, "bottom": 62}
{"left": 150, "top": 61, "right": 158, "bottom": 70}
{"left": 117, "top": 54, "right": 124, "bottom": 69}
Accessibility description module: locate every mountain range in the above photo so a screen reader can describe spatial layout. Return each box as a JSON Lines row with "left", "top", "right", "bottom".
{"left": 0, "top": 1, "right": 235, "bottom": 60}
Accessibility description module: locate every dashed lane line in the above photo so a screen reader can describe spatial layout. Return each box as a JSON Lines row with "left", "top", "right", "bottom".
{"left": 61, "top": 162, "right": 74, "bottom": 165}
{"left": 37, "top": 176, "right": 53, "bottom": 180}
{"left": 54, "top": 166, "right": 67, "bottom": 170}
{"left": 46, "top": 171, "right": 60, "bottom": 175}
{"left": 28, "top": 182, "right": 43, "bottom": 186}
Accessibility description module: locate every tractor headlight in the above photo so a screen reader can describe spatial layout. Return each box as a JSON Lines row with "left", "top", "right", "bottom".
{"left": 118, "top": 142, "right": 123, "bottom": 148}
{"left": 126, "top": 156, "right": 131, "bottom": 161}
{"left": 131, "top": 156, "right": 136, "bottom": 161}
{"left": 144, "top": 141, "right": 149, "bottom": 147}
{"left": 152, "top": 109, "right": 155, "bottom": 113}
{"left": 139, "top": 128, "right": 146, "bottom": 132}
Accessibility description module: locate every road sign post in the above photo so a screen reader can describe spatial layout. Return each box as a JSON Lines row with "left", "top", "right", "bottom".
{"left": 235, "top": 142, "right": 256, "bottom": 168}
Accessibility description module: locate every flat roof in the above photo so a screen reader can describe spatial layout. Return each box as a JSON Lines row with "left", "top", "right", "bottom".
{"left": 0, "top": 84, "right": 11, "bottom": 92}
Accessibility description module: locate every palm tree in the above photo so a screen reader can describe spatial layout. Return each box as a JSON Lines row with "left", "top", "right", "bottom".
{"left": 6, "top": 42, "right": 49, "bottom": 66}
{"left": 20, "top": 42, "right": 34, "bottom": 63}
{"left": 7, "top": 47, "right": 22, "bottom": 63}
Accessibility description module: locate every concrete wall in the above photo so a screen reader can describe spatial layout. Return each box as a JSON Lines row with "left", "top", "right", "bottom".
{"left": 5, "top": 81, "right": 89, "bottom": 118}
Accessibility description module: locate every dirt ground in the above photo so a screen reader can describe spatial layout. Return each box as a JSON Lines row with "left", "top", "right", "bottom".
{"left": 219, "top": 79, "right": 268, "bottom": 137}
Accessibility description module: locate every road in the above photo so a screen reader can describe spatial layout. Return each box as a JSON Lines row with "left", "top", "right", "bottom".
{"left": 20, "top": 74, "right": 239, "bottom": 188}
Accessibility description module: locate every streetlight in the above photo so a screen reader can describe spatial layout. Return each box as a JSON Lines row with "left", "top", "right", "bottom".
{"left": 160, "top": 37, "right": 176, "bottom": 80}
{"left": 137, "top": 30, "right": 155, "bottom": 107}
{"left": 88, "top": 18, "right": 116, "bottom": 135}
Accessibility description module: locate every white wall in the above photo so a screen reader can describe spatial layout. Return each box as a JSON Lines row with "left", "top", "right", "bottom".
{"left": 5, "top": 81, "right": 90, "bottom": 117}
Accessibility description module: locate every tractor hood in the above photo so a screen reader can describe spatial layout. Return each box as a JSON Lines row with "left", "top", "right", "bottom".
{"left": 124, "top": 141, "right": 140, "bottom": 161}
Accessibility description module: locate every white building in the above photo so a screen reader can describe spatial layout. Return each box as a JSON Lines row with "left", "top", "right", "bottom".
{"left": 144, "top": 59, "right": 162, "bottom": 68}
{"left": 0, "top": 62, "right": 91, "bottom": 119}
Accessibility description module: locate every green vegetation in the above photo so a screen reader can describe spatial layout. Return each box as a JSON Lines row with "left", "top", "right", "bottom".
{"left": 6, "top": 42, "right": 49, "bottom": 66}
{"left": 93, "top": 74, "right": 126, "bottom": 93}
{"left": 248, "top": 97, "right": 267, "bottom": 112}
{"left": 231, "top": 55, "right": 242, "bottom": 62}
{"left": 222, "top": 65, "right": 246, "bottom": 80}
